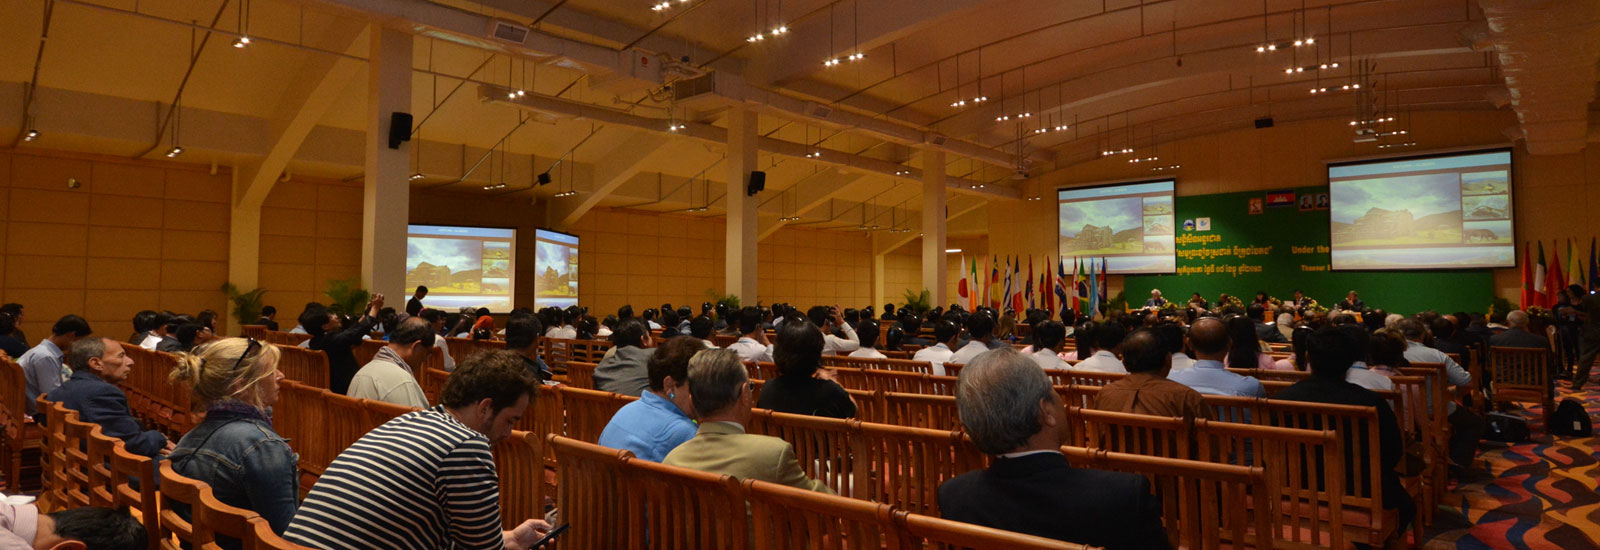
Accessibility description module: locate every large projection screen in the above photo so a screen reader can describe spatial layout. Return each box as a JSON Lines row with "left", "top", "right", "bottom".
{"left": 534, "top": 229, "right": 580, "bottom": 309}
{"left": 1328, "top": 149, "right": 1513, "bottom": 270}
{"left": 405, "top": 225, "right": 516, "bottom": 311}
{"left": 1057, "top": 179, "right": 1176, "bottom": 274}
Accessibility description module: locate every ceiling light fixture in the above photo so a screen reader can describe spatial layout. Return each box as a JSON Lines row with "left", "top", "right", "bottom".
{"left": 409, "top": 172, "right": 425, "bottom": 181}
{"left": 651, "top": 2, "right": 672, "bottom": 12}
{"left": 232, "top": 0, "right": 251, "bottom": 48}
{"left": 1128, "top": 156, "right": 1159, "bottom": 164}
{"left": 166, "top": 146, "right": 184, "bottom": 158}
{"left": 1150, "top": 164, "right": 1181, "bottom": 171}
{"left": 553, "top": 189, "right": 578, "bottom": 197}
{"left": 23, "top": 128, "right": 39, "bottom": 142}
{"left": 482, "top": 183, "right": 507, "bottom": 190}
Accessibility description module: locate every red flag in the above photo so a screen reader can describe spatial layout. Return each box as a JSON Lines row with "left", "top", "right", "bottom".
{"left": 1520, "top": 242, "right": 1534, "bottom": 310}
{"left": 1534, "top": 241, "right": 1549, "bottom": 308}
{"left": 1545, "top": 240, "right": 1565, "bottom": 308}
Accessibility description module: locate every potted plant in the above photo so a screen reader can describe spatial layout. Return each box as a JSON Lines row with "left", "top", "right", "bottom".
{"left": 325, "top": 278, "right": 371, "bottom": 317}
{"left": 221, "top": 283, "right": 267, "bottom": 334}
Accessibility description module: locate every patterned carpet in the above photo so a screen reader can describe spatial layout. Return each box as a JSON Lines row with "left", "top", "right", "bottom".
{"left": 1422, "top": 385, "right": 1600, "bottom": 549}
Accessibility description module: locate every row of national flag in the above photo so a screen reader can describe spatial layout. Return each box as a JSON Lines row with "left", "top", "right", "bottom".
{"left": 956, "top": 255, "right": 1111, "bottom": 317}
{"left": 1521, "top": 238, "right": 1600, "bottom": 310}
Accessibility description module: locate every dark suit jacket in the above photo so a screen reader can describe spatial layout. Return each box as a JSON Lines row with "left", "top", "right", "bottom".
{"left": 47, "top": 370, "right": 168, "bottom": 458}
{"left": 1489, "top": 327, "right": 1549, "bottom": 349}
{"left": 1582, "top": 294, "right": 1600, "bottom": 343}
{"left": 1255, "top": 322, "right": 1289, "bottom": 344}
{"left": 938, "top": 452, "right": 1169, "bottom": 550}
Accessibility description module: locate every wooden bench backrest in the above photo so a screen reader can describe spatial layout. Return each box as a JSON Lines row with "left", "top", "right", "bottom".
{"left": 157, "top": 461, "right": 260, "bottom": 550}
{"left": 559, "top": 386, "right": 635, "bottom": 443}
{"left": 1062, "top": 446, "right": 1269, "bottom": 550}
{"left": 564, "top": 361, "right": 598, "bottom": 390}
{"left": 272, "top": 345, "right": 330, "bottom": 389}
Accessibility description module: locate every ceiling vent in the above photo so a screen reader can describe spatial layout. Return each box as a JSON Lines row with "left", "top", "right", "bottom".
{"left": 671, "top": 72, "right": 718, "bottom": 102}
{"left": 487, "top": 20, "right": 529, "bottom": 44}
{"left": 809, "top": 104, "right": 833, "bottom": 118}
{"left": 926, "top": 134, "right": 948, "bottom": 146}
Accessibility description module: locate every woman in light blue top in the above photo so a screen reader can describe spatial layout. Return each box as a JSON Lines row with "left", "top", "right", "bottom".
{"left": 597, "top": 336, "right": 701, "bottom": 461}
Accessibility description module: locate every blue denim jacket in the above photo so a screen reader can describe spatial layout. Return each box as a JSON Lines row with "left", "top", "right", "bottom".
{"left": 168, "top": 403, "right": 299, "bottom": 548}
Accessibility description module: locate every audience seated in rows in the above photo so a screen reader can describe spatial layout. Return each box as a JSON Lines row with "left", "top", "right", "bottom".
{"left": 1336, "top": 325, "right": 1394, "bottom": 392}
{"left": 663, "top": 349, "right": 832, "bottom": 494}
{"left": 1027, "top": 321, "right": 1070, "bottom": 370}
{"left": 1155, "top": 323, "right": 1196, "bottom": 372}
{"left": 21, "top": 315, "right": 92, "bottom": 416}
{"left": 727, "top": 307, "right": 774, "bottom": 363}
{"left": 505, "top": 313, "right": 551, "bottom": 381}
{"left": 597, "top": 337, "right": 702, "bottom": 462}
{"left": 594, "top": 318, "right": 653, "bottom": 396}
{"left": 48, "top": 338, "right": 170, "bottom": 459}
{"left": 348, "top": 317, "right": 435, "bottom": 409}
{"left": 1073, "top": 321, "right": 1127, "bottom": 374}
{"left": 417, "top": 308, "right": 457, "bottom": 371}
{"left": 1224, "top": 316, "right": 1277, "bottom": 371}
{"left": 1, "top": 502, "right": 146, "bottom": 550}
{"left": 168, "top": 338, "right": 297, "bottom": 548}
{"left": 303, "top": 295, "right": 383, "bottom": 395}
{"left": 0, "top": 313, "right": 25, "bottom": 360}
{"left": 912, "top": 320, "right": 960, "bottom": 375}
{"left": 253, "top": 305, "right": 280, "bottom": 331}
{"left": 285, "top": 350, "right": 550, "bottom": 549}
{"left": 938, "top": 348, "right": 1169, "bottom": 550}
{"left": 808, "top": 306, "right": 861, "bottom": 356}
{"left": 1169, "top": 318, "right": 1266, "bottom": 398}
{"left": 848, "top": 319, "right": 887, "bottom": 359}
{"left": 756, "top": 320, "right": 857, "bottom": 419}
{"left": 1275, "top": 325, "right": 1414, "bottom": 538}
{"left": 1093, "top": 329, "right": 1209, "bottom": 420}
{"left": 948, "top": 312, "right": 997, "bottom": 364}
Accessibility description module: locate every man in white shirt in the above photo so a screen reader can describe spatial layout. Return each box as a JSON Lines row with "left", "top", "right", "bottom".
{"left": 347, "top": 318, "right": 434, "bottom": 409}
{"left": 1154, "top": 323, "right": 1196, "bottom": 372}
{"left": 848, "top": 319, "right": 888, "bottom": 359}
{"left": 418, "top": 309, "right": 456, "bottom": 371}
{"left": 1073, "top": 321, "right": 1128, "bottom": 374}
{"left": 20, "top": 315, "right": 92, "bottom": 416}
{"left": 727, "top": 307, "right": 775, "bottom": 363}
{"left": 913, "top": 321, "right": 960, "bottom": 376}
{"left": 1027, "top": 320, "right": 1071, "bottom": 370}
{"left": 138, "top": 312, "right": 173, "bottom": 351}
{"left": 808, "top": 306, "right": 860, "bottom": 356}
{"left": 949, "top": 313, "right": 998, "bottom": 365}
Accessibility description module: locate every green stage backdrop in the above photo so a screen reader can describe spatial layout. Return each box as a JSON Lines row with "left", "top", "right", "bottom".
{"left": 1121, "top": 186, "right": 1494, "bottom": 315}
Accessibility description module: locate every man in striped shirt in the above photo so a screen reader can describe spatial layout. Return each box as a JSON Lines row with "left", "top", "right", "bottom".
{"left": 285, "top": 350, "right": 550, "bottom": 550}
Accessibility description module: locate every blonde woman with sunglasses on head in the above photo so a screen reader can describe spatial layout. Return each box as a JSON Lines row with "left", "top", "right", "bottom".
{"left": 166, "top": 338, "right": 296, "bottom": 550}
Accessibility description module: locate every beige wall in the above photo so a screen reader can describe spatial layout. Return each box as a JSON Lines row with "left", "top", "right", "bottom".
{"left": 4, "top": 109, "right": 1592, "bottom": 338}
{"left": 991, "top": 110, "right": 1600, "bottom": 304}
{"left": 0, "top": 149, "right": 232, "bottom": 340}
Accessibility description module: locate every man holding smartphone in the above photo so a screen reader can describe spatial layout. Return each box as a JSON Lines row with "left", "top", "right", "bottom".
{"left": 807, "top": 305, "right": 860, "bottom": 356}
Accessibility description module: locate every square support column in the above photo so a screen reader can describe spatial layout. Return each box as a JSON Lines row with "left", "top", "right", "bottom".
{"left": 921, "top": 150, "right": 948, "bottom": 307}
{"left": 725, "top": 108, "right": 759, "bottom": 303}
{"left": 361, "top": 28, "right": 412, "bottom": 302}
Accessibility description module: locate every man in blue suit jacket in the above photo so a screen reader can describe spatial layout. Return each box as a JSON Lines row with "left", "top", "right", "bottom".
{"left": 47, "top": 337, "right": 169, "bottom": 458}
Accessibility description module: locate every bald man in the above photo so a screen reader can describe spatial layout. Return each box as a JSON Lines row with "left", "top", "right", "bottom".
{"left": 1169, "top": 318, "right": 1266, "bottom": 398}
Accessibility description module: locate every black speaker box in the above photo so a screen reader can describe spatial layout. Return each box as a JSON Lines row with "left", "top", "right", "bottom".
{"left": 747, "top": 170, "right": 766, "bottom": 196}
{"left": 388, "top": 112, "right": 413, "bottom": 149}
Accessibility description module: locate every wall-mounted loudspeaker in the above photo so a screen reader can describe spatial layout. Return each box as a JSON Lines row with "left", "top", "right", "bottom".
{"left": 388, "top": 112, "right": 413, "bottom": 149}
{"left": 746, "top": 170, "right": 766, "bottom": 196}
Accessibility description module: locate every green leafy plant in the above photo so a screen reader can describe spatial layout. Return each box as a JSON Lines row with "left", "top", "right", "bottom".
{"left": 1107, "top": 289, "right": 1127, "bottom": 314}
{"left": 901, "top": 289, "right": 932, "bottom": 315}
{"left": 221, "top": 283, "right": 267, "bottom": 328}
{"left": 1488, "top": 296, "right": 1514, "bottom": 317}
{"left": 705, "top": 290, "right": 740, "bottom": 311}
{"left": 324, "top": 278, "right": 371, "bottom": 317}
